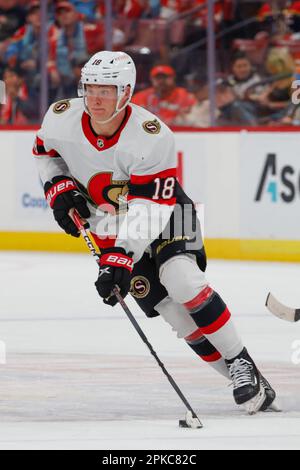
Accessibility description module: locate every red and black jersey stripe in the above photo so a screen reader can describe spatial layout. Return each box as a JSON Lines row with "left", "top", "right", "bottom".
{"left": 33, "top": 137, "right": 61, "bottom": 158}
{"left": 128, "top": 168, "right": 177, "bottom": 206}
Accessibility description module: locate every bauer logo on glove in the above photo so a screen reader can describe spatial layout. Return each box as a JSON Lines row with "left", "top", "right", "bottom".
{"left": 95, "top": 248, "right": 134, "bottom": 306}
{"left": 44, "top": 175, "right": 90, "bottom": 237}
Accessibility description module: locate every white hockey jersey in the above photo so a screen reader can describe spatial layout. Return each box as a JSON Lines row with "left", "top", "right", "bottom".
{"left": 33, "top": 98, "right": 178, "bottom": 261}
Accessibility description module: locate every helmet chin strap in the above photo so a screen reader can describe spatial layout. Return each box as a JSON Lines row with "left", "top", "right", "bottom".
{"left": 83, "top": 92, "right": 130, "bottom": 125}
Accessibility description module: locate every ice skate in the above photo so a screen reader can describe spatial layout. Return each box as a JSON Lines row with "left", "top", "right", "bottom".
{"left": 226, "top": 348, "right": 266, "bottom": 415}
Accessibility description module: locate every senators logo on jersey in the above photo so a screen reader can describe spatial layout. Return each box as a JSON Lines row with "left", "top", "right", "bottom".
{"left": 74, "top": 173, "right": 129, "bottom": 214}
{"left": 130, "top": 276, "right": 151, "bottom": 299}
{"left": 53, "top": 100, "right": 71, "bottom": 114}
{"left": 142, "top": 119, "right": 161, "bottom": 135}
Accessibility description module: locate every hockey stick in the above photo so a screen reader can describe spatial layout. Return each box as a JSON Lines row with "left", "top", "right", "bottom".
{"left": 72, "top": 210, "right": 203, "bottom": 428}
{"left": 266, "top": 292, "right": 300, "bottom": 323}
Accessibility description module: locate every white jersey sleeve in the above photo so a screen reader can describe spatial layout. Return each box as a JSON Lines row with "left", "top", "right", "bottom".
{"left": 33, "top": 101, "right": 72, "bottom": 184}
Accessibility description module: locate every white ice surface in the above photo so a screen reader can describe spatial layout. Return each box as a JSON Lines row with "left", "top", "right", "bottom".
{"left": 0, "top": 252, "right": 299, "bottom": 449}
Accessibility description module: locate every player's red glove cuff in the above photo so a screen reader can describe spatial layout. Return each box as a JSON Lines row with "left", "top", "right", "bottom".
{"left": 99, "top": 251, "right": 134, "bottom": 273}
{"left": 45, "top": 178, "right": 76, "bottom": 208}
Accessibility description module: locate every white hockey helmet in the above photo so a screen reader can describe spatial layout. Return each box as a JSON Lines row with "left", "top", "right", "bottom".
{"left": 78, "top": 51, "right": 136, "bottom": 124}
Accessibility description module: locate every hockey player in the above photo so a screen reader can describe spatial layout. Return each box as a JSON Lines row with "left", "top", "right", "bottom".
{"left": 34, "top": 50, "right": 277, "bottom": 414}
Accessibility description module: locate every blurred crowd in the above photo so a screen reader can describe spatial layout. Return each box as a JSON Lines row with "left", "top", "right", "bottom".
{"left": 1, "top": 0, "right": 300, "bottom": 127}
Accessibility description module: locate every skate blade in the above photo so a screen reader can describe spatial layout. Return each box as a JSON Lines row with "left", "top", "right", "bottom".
{"left": 244, "top": 389, "right": 266, "bottom": 415}
{"left": 263, "top": 400, "right": 282, "bottom": 413}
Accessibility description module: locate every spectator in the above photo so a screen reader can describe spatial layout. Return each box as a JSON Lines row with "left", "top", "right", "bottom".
{"left": 249, "top": 46, "right": 294, "bottom": 122}
{"left": 0, "top": 65, "right": 39, "bottom": 124}
{"left": 165, "top": 1, "right": 224, "bottom": 82}
{"left": 5, "top": 1, "right": 56, "bottom": 91}
{"left": 71, "top": 56, "right": 87, "bottom": 84}
{"left": 97, "top": 0, "right": 147, "bottom": 19}
{"left": 68, "top": 1, "right": 96, "bottom": 21}
{"left": 250, "top": 81, "right": 292, "bottom": 123}
{"left": 229, "top": 0, "right": 262, "bottom": 38}
{"left": 226, "top": 53, "right": 264, "bottom": 100}
{"left": 214, "top": 79, "right": 258, "bottom": 126}
{"left": 257, "top": 1, "right": 291, "bottom": 36}
{"left": 179, "top": 79, "right": 258, "bottom": 127}
{"left": 145, "top": 0, "right": 161, "bottom": 18}
{"left": 257, "top": 2, "right": 274, "bottom": 25}
{"left": 160, "top": 0, "right": 223, "bottom": 27}
{"left": 278, "top": 67, "right": 300, "bottom": 125}
{"left": 278, "top": 101, "right": 300, "bottom": 125}
{"left": 131, "top": 63, "right": 197, "bottom": 126}
{"left": 285, "top": 1, "right": 300, "bottom": 33}
{"left": 116, "top": 0, "right": 148, "bottom": 18}
{"left": 49, "top": 1, "right": 125, "bottom": 99}
{"left": 49, "top": 1, "right": 89, "bottom": 98}
{"left": 190, "top": 0, "right": 224, "bottom": 30}
{"left": 175, "top": 80, "right": 213, "bottom": 127}
{"left": 0, "top": 0, "right": 26, "bottom": 42}
{"left": 160, "top": 0, "right": 177, "bottom": 18}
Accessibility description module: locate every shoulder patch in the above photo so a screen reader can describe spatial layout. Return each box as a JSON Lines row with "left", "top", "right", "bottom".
{"left": 142, "top": 119, "right": 161, "bottom": 135}
{"left": 53, "top": 100, "right": 70, "bottom": 114}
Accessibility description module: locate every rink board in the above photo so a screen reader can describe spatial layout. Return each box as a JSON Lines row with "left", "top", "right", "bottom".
{"left": 1, "top": 127, "right": 300, "bottom": 261}
{"left": 1, "top": 232, "right": 300, "bottom": 262}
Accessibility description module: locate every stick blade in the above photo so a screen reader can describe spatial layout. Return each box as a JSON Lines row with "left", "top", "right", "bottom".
{"left": 266, "top": 292, "right": 300, "bottom": 322}
{"left": 184, "top": 410, "right": 203, "bottom": 429}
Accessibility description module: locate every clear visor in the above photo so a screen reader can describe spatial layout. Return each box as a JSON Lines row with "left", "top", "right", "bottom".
{"left": 84, "top": 84, "right": 118, "bottom": 100}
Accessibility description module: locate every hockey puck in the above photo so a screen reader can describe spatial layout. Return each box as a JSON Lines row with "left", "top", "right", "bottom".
{"left": 179, "top": 411, "right": 203, "bottom": 428}
{"left": 178, "top": 419, "right": 189, "bottom": 428}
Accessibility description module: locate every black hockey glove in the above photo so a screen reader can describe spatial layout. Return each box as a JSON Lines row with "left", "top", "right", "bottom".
{"left": 44, "top": 175, "right": 90, "bottom": 237}
{"left": 95, "top": 248, "right": 134, "bottom": 306}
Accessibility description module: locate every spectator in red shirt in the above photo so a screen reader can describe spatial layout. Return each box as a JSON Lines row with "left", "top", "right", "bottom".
{"left": 131, "top": 64, "right": 197, "bottom": 126}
